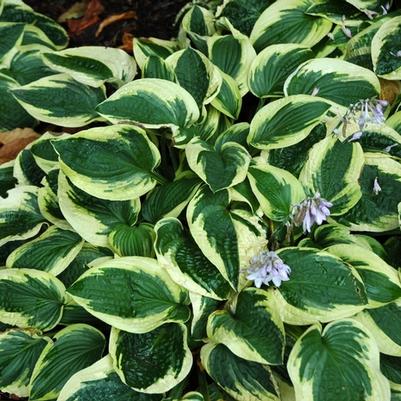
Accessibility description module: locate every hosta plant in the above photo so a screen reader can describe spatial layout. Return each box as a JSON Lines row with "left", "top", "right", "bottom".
{"left": 1, "top": 0, "right": 401, "bottom": 401}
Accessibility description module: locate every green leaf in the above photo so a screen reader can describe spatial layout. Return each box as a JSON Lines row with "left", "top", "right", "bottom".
{"left": 207, "top": 288, "right": 284, "bottom": 365}
{"left": 38, "top": 170, "right": 71, "bottom": 231}
{"left": 0, "top": 161, "right": 17, "bottom": 198}
{"left": 345, "top": 0, "right": 389, "bottom": 13}
{"left": 141, "top": 174, "right": 201, "bottom": 224}
{"left": 344, "top": 17, "right": 388, "bottom": 70}
{"left": 381, "top": 354, "right": 401, "bottom": 392}
{"left": 6, "top": 226, "right": 84, "bottom": 276}
{"left": 215, "top": 122, "right": 249, "bottom": 150}
{"left": 355, "top": 301, "right": 401, "bottom": 357}
{"left": 186, "top": 137, "right": 251, "bottom": 193}
{"left": 250, "top": 0, "right": 332, "bottom": 52}
{"left": 53, "top": 125, "right": 161, "bottom": 201}
{"left": 208, "top": 27, "right": 256, "bottom": 95}
{"left": 13, "top": 147, "right": 45, "bottom": 187}
{"left": 0, "top": 22, "right": 24, "bottom": 64}
{"left": 299, "top": 136, "right": 364, "bottom": 215}
{"left": 19, "top": 25, "right": 58, "bottom": 52}
{"left": 248, "top": 44, "right": 313, "bottom": 98}
{"left": 166, "top": 47, "right": 222, "bottom": 108}
{"left": 0, "top": 1, "right": 68, "bottom": 48}
{"left": 0, "top": 329, "right": 51, "bottom": 397}
{"left": 0, "top": 72, "right": 36, "bottom": 131}
{"left": 187, "top": 186, "right": 267, "bottom": 291}
{"left": 357, "top": 124, "right": 401, "bottom": 160}
{"left": 327, "top": 244, "right": 401, "bottom": 307}
{"left": 248, "top": 160, "right": 306, "bottom": 222}
{"left": 58, "top": 173, "right": 140, "bottom": 247}
{"left": 108, "top": 223, "right": 155, "bottom": 257}
{"left": 288, "top": 319, "right": 391, "bottom": 401}
{"left": 68, "top": 256, "right": 190, "bottom": 333}
{"left": 182, "top": 5, "right": 215, "bottom": 36}
{"left": 387, "top": 112, "right": 401, "bottom": 136}
{"left": 304, "top": 0, "right": 360, "bottom": 23}
{"left": 29, "top": 24, "right": 61, "bottom": 59}
{"left": 190, "top": 293, "right": 219, "bottom": 341}
{"left": 57, "top": 243, "right": 112, "bottom": 288}
{"left": 0, "top": 186, "right": 45, "bottom": 247}
{"left": 31, "top": 133, "right": 70, "bottom": 174}
{"left": 211, "top": 70, "right": 242, "bottom": 119}
{"left": 264, "top": 123, "right": 327, "bottom": 177}
{"left": 272, "top": 247, "right": 367, "bottom": 325}
{"left": 110, "top": 323, "right": 192, "bottom": 393}
{"left": 337, "top": 153, "right": 401, "bottom": 232}
{"left": 200, "top": 343, "right": 280, "bottom": 401}
{"left": 284, "top": 58, "right": 381, "bottom": 107}
{"left": 0, "top": 268, "right": 65, "bottom": 331}
{"left": 43, "top": 46, "right": 137, "bottom": 87}
{"left": 154, "top": 217, "right": 231, "bottom": 300}
{"left": 12, "top": 73, "right": 105, "bottom": 127}
{"left": 173, "top": 106, "right": 223, "bottom": 148}
{"left": 372, "top": 15, "right": 401, "bottom": 79}
{"left": 217, "top": 0, "right": 272, "bottom": 36}
{"left": 58, "top": 355, "right": 163, "bottom": 401}
{"left": 133, "top": 38, "right": 178, "bottom": 71}
{"left": 248, "top": 95, "right": 332, "bottom": 150}
{"left": 143, "top": 55, "right": 176, "bottom": 80}
{"left": 29, "top": 324, "right": 105, "bottom": 401}
{"left": 97, "top": 78, "right": 199, "bottom": 128}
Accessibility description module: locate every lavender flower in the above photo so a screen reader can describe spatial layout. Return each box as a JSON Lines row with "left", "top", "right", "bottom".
{"left": 246, "top": 251, "right": 291, "bottom": 288}
{"left": 335, "top": 98, "right": 388, "bottom": 140}
{"left": 363, "top": 9, "right": 378, "bottom": 19}
{"left": 373, "top": 177, "right": 382, "bottom": 195}
{"left": 384, "top": 143, "right": 398, "bottom": 153}
{"left": 341, "top": 25, "right": 352, "bottom": 38}
{"left": 292, "top": 192, "right": 333, "bottom": 233}
{"left": 348, "top": 131, "right": 363, "bottom": 142}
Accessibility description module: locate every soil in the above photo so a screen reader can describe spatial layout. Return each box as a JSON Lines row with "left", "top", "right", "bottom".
{"left": 25, "top": 0, "right": 189, "bottom": 48}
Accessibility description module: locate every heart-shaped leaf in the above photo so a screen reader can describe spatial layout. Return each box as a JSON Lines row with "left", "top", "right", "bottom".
{"left": 186, "top": 138, "right": 251, "bottom": 192}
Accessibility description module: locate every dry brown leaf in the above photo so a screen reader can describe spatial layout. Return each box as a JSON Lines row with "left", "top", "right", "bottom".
{"left": 380, "top": 78, "right": 401, "bottom": 104}
{"left": 58, "top": 1, "right": 88, "bottom": 23}
{"left": 0, "top": 128, "right": 40, "bottom": 164}
{"left": 96, "top": 11, "right": 137, "bottom": 37}
{"left": 67, "top": 0, "right": 104, "bottom": 36}
{"left": 119, "top": 32, "right": 134, "bottom": 53}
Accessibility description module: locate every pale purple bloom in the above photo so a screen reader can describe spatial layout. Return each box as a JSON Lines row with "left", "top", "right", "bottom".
{"left": 341, "top": 25, "right": 352, "bottom": 38}
{"left": 292, "top": 193, "right": 333, "bottom": 233}
{"left": 364, "top": 9, "right": 378, "bottom": 19}
{"left": 382, "top": 3, "right": 391, "bottom": 15}
{"left": 384, "top": 143, "right": 398, "bottom": 153}
{"left": 341, "top": 15, "right": 352, "bottom": 38}
{"left": 373, "top": 177, "right": 382, "bottom": 195}
{"left": 336, "top": 98, "right": 388, "bottom": 140}
{"left": 357, "top": 99, "right": 387, "bottom": 128}
{"left": 348, "top": 131, "right": 363, "bottom": 142}
{"left": 246, "top": 251, "right": 291, "bottom": 288}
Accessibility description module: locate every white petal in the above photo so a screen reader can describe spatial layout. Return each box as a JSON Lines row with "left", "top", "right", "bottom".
{"left": 272, "top": 276, "right": 282, "bottom": 287}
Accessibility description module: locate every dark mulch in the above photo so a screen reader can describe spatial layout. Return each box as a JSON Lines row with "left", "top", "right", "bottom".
{"left": 25, "top": 0, "right": 189, "bottom": 48}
